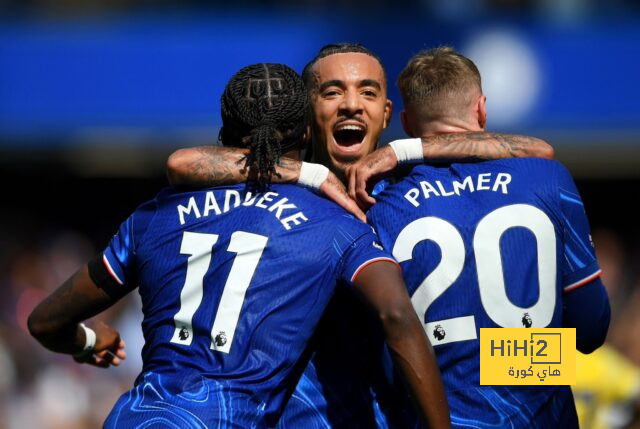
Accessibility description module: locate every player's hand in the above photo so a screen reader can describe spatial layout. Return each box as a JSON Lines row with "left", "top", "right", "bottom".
{"left": 319, "top": 172, "right": 367, "bottom": 222}
{"left": 74, "top": 321, "right": 126, "bottom": 368}
{"left": 346, "top": 145, "right": 398, "bottom": 210}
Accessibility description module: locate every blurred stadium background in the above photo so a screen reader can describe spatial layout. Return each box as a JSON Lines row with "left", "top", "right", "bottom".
{"left": 1, "top": 0, "right": 639, "bottom": 428}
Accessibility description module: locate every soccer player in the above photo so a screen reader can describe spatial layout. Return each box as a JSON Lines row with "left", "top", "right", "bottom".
{"left": 167, "top": 44, "right": 554, "bottom": 190}
{"left": 27, "top": 63, "right": 450, "bottom": 428}
{"left": 166, "top": 43, "right": 557, "bottom": 428}
{"left": 355, "top": 47, "right": 611, "bottom": 427}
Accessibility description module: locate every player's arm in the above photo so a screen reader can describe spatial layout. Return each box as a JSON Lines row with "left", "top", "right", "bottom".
{"left": 28, "top": 263, "right": 127, "bottom": 367}
{"left": 346, "top": 132, "right": 554, "bottom": 207}
{"left": 167, "top": 146, "right": 281, "bottom": 188}
{"left": 167, "top": 146, "right": 365, "bottom": 221}
{"left": 353, "top": 260, "right": 450, "bottom": 429}
{"left": 420, "top": 132, "right": 554, "bottom": 162}
{"left": 555, "top": 162, "right": 610, "bottom": 353}
{"left": 563, "top": 277, "right": 610, "bottom": 354}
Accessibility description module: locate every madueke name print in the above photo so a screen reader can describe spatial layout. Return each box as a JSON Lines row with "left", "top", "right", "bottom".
{"left": 177, "top": 190, "right": 309, "bottom": 230}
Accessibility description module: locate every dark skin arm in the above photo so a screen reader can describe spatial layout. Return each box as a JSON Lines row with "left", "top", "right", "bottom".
{"left": 28, "top": 265, "right": 127, "bottom": 368}
{"left": 167, "top": 146, "right": 287, "bottom": 189}
{"left": 167, "top": 146, "right": 366, "bottom": 221}
{"left": 347, "top": 132, "right": 555, "bottom": 208}
{"left": 354, "top": 261, "right": 450, "bottom": 429}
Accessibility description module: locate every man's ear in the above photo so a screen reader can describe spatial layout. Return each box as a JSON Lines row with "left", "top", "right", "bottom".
{"left": 477, "top": 95, "right": 487, "bottom": 130}
{"left": 383, "top": 99, "right": 393, "bottom": 129}
{"left": 400, "top": 111, "right": 416, "bottom": 138}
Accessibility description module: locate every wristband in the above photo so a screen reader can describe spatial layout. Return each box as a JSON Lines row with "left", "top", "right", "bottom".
{"left": 388, "top": 138, "right": 423, "bottom": 164}
{"left": 297, "top": 162, "right": 329, "bottom": 191}
{"left": 74, "top": 323, "right": 96, "bottom": 358}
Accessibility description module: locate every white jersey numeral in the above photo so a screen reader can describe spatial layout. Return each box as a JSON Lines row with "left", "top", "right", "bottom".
{"left": 394, "top": 217, "right": 474, "bottom": 345}
{"left": 170, "top": 231, "right": 268, "bottom": 354}
{"left": 474, "top": 204, "right": 556, "bottom": 328}
{"left": 392, "top": 204, "right": 556, "bottom": 346}
{"left": 210, "top": 231, "right": 268, "bottom": 353}
{"left": 171, "top": 231, "right": 219, "bottom": 346}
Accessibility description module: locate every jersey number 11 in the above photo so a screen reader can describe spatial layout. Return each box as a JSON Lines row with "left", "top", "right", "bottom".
{"left": 170, "top": 231, "right": 268, "bottom": 354}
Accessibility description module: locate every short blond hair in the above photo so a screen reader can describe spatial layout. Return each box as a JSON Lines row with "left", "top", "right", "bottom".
{"left": 397, "top": 47, "right": 482, "bottom": 120}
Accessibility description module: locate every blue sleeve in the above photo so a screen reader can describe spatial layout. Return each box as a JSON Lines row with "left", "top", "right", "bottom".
{"left": 334, "top": 223, "right": 398, "bottom": 286}
{"left": 562, "top": 277, "right": 610, "bottom": 354}
{"left": 102, "top": 215, "right": 138, "bottom": 288}
{"left": 102, "top": 199, "right": 156, "bottom": 289}
{"left": 555, "top": 163, "right": 602, "bottom": 291}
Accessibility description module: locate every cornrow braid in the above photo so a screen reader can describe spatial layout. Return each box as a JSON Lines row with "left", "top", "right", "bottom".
{"left": 220, "top": 63, "right": 309, "bottom": 191}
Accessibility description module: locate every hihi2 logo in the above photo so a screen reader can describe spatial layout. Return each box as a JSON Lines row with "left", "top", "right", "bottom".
{"left": 480, "top": 328, "right": 576, "bottom": 385}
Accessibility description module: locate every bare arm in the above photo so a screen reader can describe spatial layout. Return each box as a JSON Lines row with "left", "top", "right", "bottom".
{"left": 354, "top": 261, "right": 450, "bottom": 429}
{"left": 167, "top": 146, "right": 300, "bottom": 189}
{"left": 421, "top": 132, "right": 554, "bottom": 162}
{"left": 167, "top": 145, "right": 366, "bottom": 221}
{"left": 28, "top": 265, "right": 127, "bottom": 368}
{"left": 347, "top": 132, "right": 554, "bottom": 208}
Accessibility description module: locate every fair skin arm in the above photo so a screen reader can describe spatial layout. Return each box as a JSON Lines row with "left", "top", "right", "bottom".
{"left": 354, "top": 261, "right": 450, "bottom": 429}
{"left": 346, "top": 132, "right": 555, "bottom": 208}
{"left": 27, "top": 265, "right": 127, "bottom": 368}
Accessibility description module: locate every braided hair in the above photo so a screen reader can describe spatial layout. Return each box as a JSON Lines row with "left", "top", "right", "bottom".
{"left": 220, "top": 63, "right": 309, "bottom": 190}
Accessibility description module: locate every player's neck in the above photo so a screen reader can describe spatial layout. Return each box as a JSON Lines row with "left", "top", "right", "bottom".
{"left": 417, "top": 118, "right": 483, "bottom": 137}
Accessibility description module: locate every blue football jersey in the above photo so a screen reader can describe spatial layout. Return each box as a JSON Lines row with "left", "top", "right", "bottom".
{"left": 98, "top": 184, "right": 395, "bottom": 429}
{"left": 367, "top": 158, "right": 601, "bottom": 428}
{"left": 275, "top": 177, "right": 418, "bottom": 429}
{"left": 277, "top": 284, "right": 416, "bottom": 429}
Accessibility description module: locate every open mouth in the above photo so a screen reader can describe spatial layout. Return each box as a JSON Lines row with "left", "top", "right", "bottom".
{"left": 333, "top": 123, "right": 366, "bottom": 148}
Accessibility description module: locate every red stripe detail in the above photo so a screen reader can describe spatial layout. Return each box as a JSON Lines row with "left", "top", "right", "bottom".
{"left": 564, "top": 270, "right": 602, "bottom": 293}
{"left": 102, "top": 255, "right": 124, "bottom": 285}
{"left": 351, "top": 257, "right": 401, "bottom": 283}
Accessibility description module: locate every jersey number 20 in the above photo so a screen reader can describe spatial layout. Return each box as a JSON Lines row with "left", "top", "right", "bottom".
{"left": 393, "top": 204, "right": 556, "bottom": 346}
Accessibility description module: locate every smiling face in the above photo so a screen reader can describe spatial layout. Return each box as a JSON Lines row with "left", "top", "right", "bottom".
{"left": 307, "top": 52, "right": 392, "bottom": 178}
